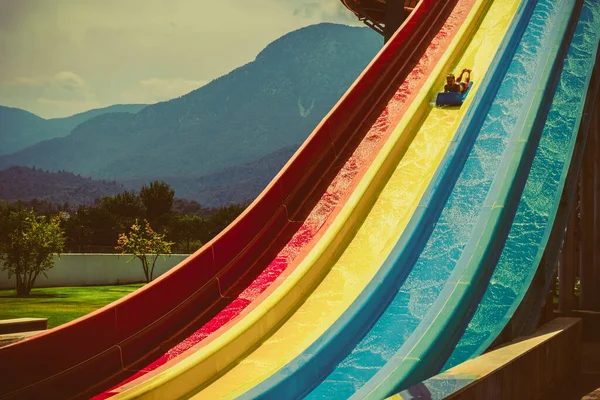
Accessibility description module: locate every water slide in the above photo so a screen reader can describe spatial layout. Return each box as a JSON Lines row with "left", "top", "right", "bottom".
{"left": 181, "top": 0, "right": 597, "bottom": 398}
{"left": 243, "top": 0, "right": 599, "bottom": 399}
{"left": 442, "top": 0, "right": 600, "bottom": 370}
{"left": 103, "top": 0, "right": 563, "bottom": 398}
{"left": 2, "top": 0, "right": 599, "bottom": 399}
{"left": 392, "top": 0, "right": 600, "bottom": 396}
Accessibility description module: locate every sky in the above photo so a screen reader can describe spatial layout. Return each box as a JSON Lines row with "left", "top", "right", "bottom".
{"left": 0, "top": 0, "right": 361, "bottom": 119}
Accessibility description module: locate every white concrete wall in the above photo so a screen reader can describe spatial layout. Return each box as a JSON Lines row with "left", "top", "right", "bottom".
{"left": 0, "top": 254, "right": 190, "bottom": 289}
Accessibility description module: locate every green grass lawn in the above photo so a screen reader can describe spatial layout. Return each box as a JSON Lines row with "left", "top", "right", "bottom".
{"left": 0, "top": 284, "right": 144, "bottom": 329}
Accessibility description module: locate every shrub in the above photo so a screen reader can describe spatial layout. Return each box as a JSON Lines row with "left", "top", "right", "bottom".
{"left": 116, "top": 219, "right": 174, "bottom": 283}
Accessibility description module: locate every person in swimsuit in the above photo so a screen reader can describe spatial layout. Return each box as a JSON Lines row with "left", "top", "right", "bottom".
{"left": 444, "top": 69, "right": 471, "bottom": 93}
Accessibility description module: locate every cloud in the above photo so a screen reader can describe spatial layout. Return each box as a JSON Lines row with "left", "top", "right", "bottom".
{"left": 1, "top": 0, "right": 364, "bottom": 118}
{"left": 52, "top": 71, "right": 90, "bottom": 92}
{"left": 45, "top": 71, "right": 95, "bottom": 103}
{"left": 3, "top": 71, "right": 91, "bottom": 94}
{"left": 5, "top": 71, "right": 99, "bottom": 117}
{"left": 3, "top": 77, "right": 44, "bottom": 87}
{"left": 122, "top": 77, "right": 209, "bottom": 103}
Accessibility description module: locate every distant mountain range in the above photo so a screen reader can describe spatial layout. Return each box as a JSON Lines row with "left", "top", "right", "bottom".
{"left": 120, "top": 145, "right": 298, "bottom": 207}
{"left": 0, "top": 23, "right": 381, "bottom": 206}
{"left": 0, "top": 157, "right": 290, "bottom": 208}
{"left": 0, "top": 166, "right": 124, "bottom": 205}
{"left": 0, "top": 104, "right": 147, "bottom": 155}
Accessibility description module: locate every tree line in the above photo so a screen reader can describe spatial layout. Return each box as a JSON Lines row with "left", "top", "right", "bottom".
{"left": 2, "top": 181, "right": 247, "bottom": 254}
{"left": 0, "top": 181, "right": 247, "bottom": 295}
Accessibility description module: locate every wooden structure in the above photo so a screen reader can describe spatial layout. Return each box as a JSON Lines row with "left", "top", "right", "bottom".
{"left": 556, "top": 63, "right": 600, "bottom": 314}
{"left": 340, "top": 0, "right": 420, "bottom": 41}
{"left": 398, "top": 318, "right": 582, "bottom": 400}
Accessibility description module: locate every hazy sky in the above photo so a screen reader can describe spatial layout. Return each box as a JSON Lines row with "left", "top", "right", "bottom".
{"left": 0, "top": 0, "right": 361, "bottom": 119}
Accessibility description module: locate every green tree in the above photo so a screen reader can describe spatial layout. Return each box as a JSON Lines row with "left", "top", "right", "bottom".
{"left": 140, "top": 181, "right": 175, "bottom": 226}
{"left": 61, "top": 192, "right": 145, "bottom": 252}
{"left": 116, "top": 219, "right": 174, "bottom": 283}
{"left": 171, "top": 214, "right": 205, "bottom": 253}
{"left": 0, "top": 201, "right": 11, "bottom": 246}
{"left": 101, "top": 191, "right": 145, "bottom": 232}
{"left": 64, "top": 204, "right": 117, "bottom": 251}
{"left": 202, "top": 203, "right": 246, "bottom": 243}
{"left": 0, "top": 204, "right": 66, "bottom": 296}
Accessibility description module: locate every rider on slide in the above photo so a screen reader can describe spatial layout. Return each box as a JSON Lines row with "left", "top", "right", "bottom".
{"left": 444, "top": 69, "right": 471, "bottom": 93}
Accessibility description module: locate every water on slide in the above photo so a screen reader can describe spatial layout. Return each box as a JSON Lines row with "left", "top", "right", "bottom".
{"left": 308, "top": 0, "right": 573, "bottom": 397}
{"left": 190, "top": 0, "right": 520, "bottom": 398}
{"left": 444, "top": 0, "right": 600, "bottom": 371}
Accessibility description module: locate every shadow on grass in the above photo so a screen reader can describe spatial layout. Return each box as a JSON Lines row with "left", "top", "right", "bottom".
{"left": 0, "top": 294, "right": 69, "bottom": 299}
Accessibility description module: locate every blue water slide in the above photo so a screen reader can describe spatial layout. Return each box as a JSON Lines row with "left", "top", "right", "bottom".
{"left": 235, "top": 1, "right": 537, "bottom": 399}
{"left": 444, "top": 0, "right": 600, "bottom": 370}
{"left": 509, "top": 0, "right": 600, "bottom": 338}
{"left": 352, "top": 0, "right": 581, "bottom": 397}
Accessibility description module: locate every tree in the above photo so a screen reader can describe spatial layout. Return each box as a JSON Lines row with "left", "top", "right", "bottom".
{"left": 140, "top": 181, "right": 175, "bottom": 225}
{"left": 171, "top": 214, "right": 205, "bottom": 253}
{"left": 101, "top": 191, "right": 145, "bottom": 232}
{"left": 201, "top": 203, "right": 246, "bottom": 243}
{"left": 116, "top": 219, "right": 174, "bottom": 283}
{"left": 0, "top": 201, "right": 11, "bottom": 247}
{"left": 64, "top": 204, "right": 117, "bottom": 251}
{"left": 0, "top": 203, "right": 66, "bottom": 296}
{"left": 172, "top": 198, "right": 204, "bottom": 216}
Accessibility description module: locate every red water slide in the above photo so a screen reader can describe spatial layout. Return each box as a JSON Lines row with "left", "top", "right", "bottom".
{"left": 0, "top": 2, "right": 451, "bottom": 398}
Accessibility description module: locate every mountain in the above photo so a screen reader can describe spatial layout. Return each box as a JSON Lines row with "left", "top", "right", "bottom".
{"left": 0, "top": 146, "right": 295, "bottom": 208}
{"left": 120, "top": 145, "right": 298, "bottom": 207}
{"left": 0, "top": 166, "right": 124, "bottom": 205}
{"left": 0, "top": 104, "right": 147, "bottom": 155}
{"left": 0, "top": 146, "right": 296, "bottom": 208}
{"left": 0, "top": 23, "right": 381, "bottom": 182}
